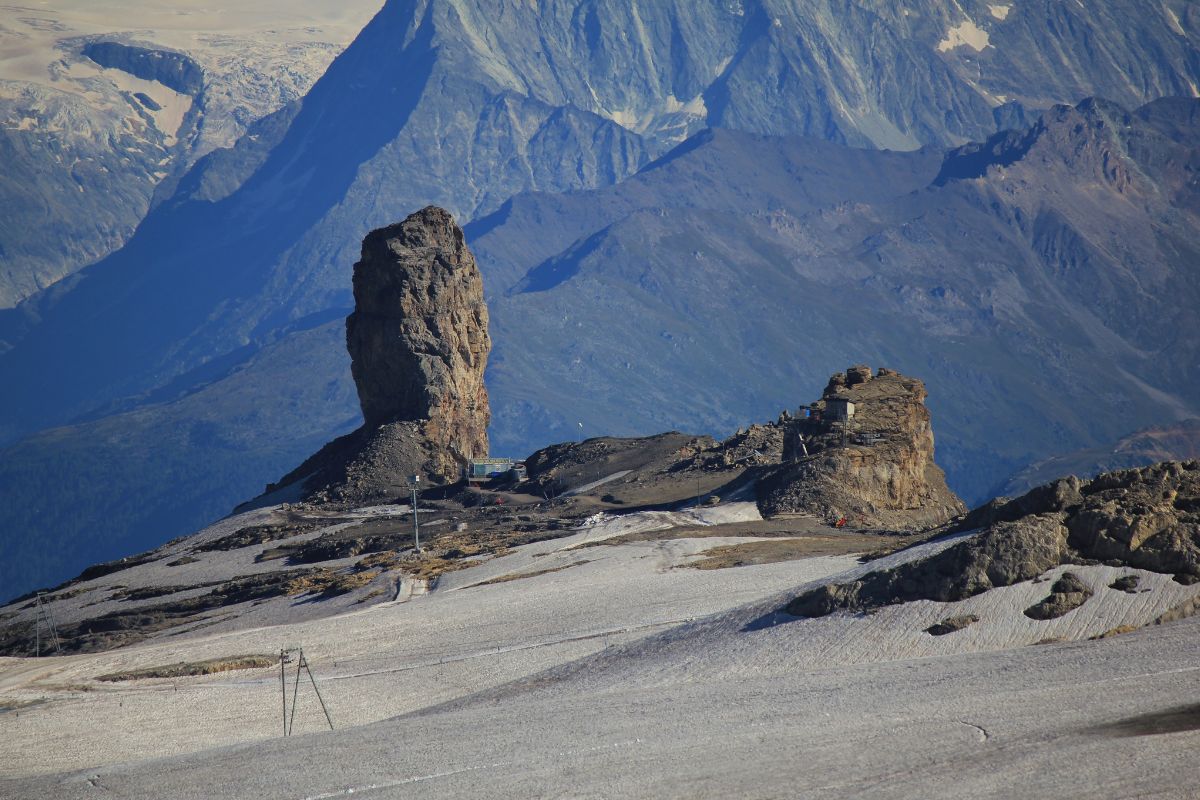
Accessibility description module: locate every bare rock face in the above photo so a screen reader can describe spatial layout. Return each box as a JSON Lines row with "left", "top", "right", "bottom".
{"left": 760, "top": 365, "right": 965, "bottom": 530}
{"left": 1024, "top": 572, "right": 1093, "bottom": 620}
{"left": 347, "top": 206, "right": 491, "bottom": 475}
{"left": 785, "top": 460, "right": 1200, "bottom": 618}
{"left": 254, "top": 207, "right": 490, "bottom": 505}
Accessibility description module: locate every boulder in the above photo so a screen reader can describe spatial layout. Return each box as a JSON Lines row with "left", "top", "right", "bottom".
{"left": 845, "top": 364, "right": 873, "bottom": 386}
{"left": 785, "top": 460, "right": 1200, "bottom": 618}
{"left": 1024, "top": 572, "right": 1093, "bottom": 620}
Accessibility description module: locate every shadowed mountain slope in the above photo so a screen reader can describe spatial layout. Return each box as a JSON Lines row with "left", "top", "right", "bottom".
{"left": 3, "top": 100, "right": 1198, "bottom": 601}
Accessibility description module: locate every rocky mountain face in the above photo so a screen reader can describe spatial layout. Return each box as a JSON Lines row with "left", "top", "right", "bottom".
{"left": 0, "top": 3, "right": 381, "bottom": 308}
{"left": 0, "top": 1, "right": 1198, "bottom": 600}
{"left": 760, "top": 366, "right": 966, "bottom": 530}
{"left": 262, "top": 208, "right": 490, "bottom": 504}
{"left": 478, "top": 98, "right": 1200, "bottom": 503}
{"left": 787, "top": 460, "right": 1200, "bottom": 618}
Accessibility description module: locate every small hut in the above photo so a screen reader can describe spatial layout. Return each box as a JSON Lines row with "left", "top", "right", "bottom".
{"left": 825, "top": 395, "right": 856, "bottom": 423}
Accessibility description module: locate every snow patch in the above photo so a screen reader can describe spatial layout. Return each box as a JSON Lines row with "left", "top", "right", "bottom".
{"left": 937, "top": 20, "right": 991, "bottom": 53}
{"left": 570, "top": 501, "right": 762, "bottom": 546}
{"left": 599, "top": 92, "right": 708, "bottom": 136}
{"left": 989, "top": 4, "right": 1011, "bottom": 21}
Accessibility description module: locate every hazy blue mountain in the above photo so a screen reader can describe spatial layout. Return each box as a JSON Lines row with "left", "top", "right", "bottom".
{"left": 1, "top": 0, "right": 1198, "bottom": 599}
{"left": 1001, "top": 419, "right": 1200, "bottom": 497}
{"left": 0, "top": 6, "right": 379, "bottom": 308}
{"left": 479, "top": 99, "right": 1200, "bottom": 503}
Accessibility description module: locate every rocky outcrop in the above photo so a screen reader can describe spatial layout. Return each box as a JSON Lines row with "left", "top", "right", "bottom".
{"left": 679, "top": 417, "right": 787, "bottom": 472}
{"left": 785, "top": 460, "right": 1200, "bottom": 618}
{"left": 1024, "top": 572, "right": 1092, "bottom": 620}
{"left": 347, "top": 206, "right": 491, "bottom": 471}
{"left": 257, "top": 207, "right": 490, "bottom": 504}
{"left": 758, "top": 365, "right": 965, "bottom": 530}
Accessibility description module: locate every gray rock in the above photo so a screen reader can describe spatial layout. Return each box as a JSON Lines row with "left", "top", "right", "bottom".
{"left": 786, "top": 460, "right": 1200, "bottom": 618}
{"left": 1024, "top": 572, "right": 1093, "bottom": 620}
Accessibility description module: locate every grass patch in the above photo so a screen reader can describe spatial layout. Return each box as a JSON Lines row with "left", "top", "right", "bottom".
{"left": 684, "top": 534, "right": 905, "bottom": 570}
{"left": 1091, "top": 624, "right": 1140, "bottom": 640}
{"left": 97, "top": 654, "right": 277, "bottom": 682}
{"left": 285, "top": 568, "right": 381, "bottom": 598}
{"left": 466, "top": 560, "right": 591, "bottom": 588}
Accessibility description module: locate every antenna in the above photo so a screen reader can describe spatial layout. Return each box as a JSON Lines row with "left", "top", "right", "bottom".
{"left": 408, "top": 475, "right": 422, "bottom": 552}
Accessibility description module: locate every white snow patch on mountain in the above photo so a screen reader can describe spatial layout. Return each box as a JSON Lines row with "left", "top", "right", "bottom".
{"left": 937, "top": 19, "right": 992, "bottom": 53}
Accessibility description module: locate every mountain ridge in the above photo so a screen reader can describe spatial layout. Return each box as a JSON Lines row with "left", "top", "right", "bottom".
{"left": 1, "top": 0, "right": 1198, "bottom": 600}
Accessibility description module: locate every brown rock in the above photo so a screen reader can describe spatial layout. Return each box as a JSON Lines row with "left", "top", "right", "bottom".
{"left": 785, "top": 460, "right": 1200, "bottom": 619}
{"left": 1024, "top": 572, "right": 1093, "bottom": 620}
{"left": 926, "top": 615, "right": 979, "bottom": 636}
{"left": 1066, "top": 460, "right": 1200, "bottom": 578}
{"left": 1109, "top": 574, "right": 1140, "bottom": 593}
{"left": 763, "top": 365, "right": 965, "bottom": 530}
{"left": 347, "top": 206, "right": 491, "bottom": 472}
{"left": 823, "top": 371, "right": 848, "bottom": 395}
{"left": 253, "top": 207, "right": 491, "bottom": 505}
{"left": 845, "top": 364, "right": 873, "bottom": 386}
{"left": 785, "top": 514, "right": 1069, "bottom": 616}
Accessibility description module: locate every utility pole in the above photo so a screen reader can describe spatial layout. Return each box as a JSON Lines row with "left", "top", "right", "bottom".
{"left": 409, "top": 475, "right": 422, "bottom": 552}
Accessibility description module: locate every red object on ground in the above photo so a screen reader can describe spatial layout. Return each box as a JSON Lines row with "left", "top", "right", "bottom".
{"left": 835, "top": 516, "right": 847, "bottom": 528}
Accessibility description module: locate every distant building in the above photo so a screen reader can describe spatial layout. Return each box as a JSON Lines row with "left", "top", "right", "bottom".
{"left": 465, "top": 458, "right": 525, "bottom": 483}
{"left": 826, "top": 396, "right": 856, "bottom": 422}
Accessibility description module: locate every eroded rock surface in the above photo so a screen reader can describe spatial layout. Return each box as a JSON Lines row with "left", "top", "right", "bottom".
{"left": 348, "top": 206, "right": 491, "bottom": 463}
{"left": 258, "top": 207, "right": 490, "bottom": 503}
{"left": 786, "top": 460, "right": 1200, "bottom": 618}
{"left": 1024, "top": 572, "right": 1093, "bottom": 620}
{"left": 759, "top": 365, "right": 965, "bottom": 530}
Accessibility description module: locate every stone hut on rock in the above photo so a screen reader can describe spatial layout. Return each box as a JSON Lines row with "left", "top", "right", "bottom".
{"left": 764, "top": 364, "right": 965, "bottom": 530}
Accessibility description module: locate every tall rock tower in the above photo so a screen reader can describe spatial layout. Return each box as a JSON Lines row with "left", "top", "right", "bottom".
{"left": 346, "top": 206, "right": 491, "bottom": 469}
{"left": 256, "top": 207, "right": 491, "bottom": 505}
